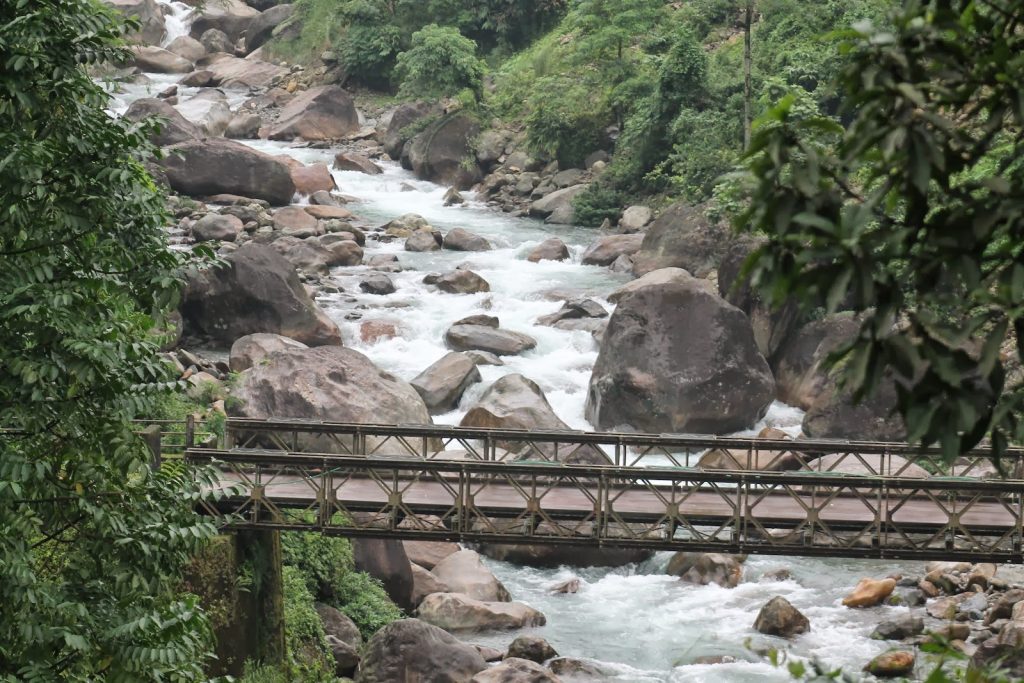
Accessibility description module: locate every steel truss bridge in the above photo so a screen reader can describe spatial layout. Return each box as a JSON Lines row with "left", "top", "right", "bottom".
{"left": 169, "top": 418, "right": 1024, "bottom": 563}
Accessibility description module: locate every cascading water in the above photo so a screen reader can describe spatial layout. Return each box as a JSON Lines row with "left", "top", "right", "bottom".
{"left": 156, "top": 0, "right": 194, "bottom": 47}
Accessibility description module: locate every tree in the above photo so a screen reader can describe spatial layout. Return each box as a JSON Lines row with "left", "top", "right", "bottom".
{"left": 0, "top": 0, "right": 222, "bottom": 678}
{"left": 394, "top": 24, "right": 487, "bottom": 99}
{"left": 738, "top": 0, "right": 1024, "bottom": 461}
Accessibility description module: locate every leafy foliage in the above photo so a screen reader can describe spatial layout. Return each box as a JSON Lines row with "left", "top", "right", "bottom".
{"left": 281, "top": 565, "right": 332, "bottom": 681}
{"left": 0, "top": 0, "right": 223, "bottom": 679}
{"left": 738, "top": 0, "right": 1024, "bottom": 461}
{"left": 395, "top": 24, "right": 487, "bottom": 100}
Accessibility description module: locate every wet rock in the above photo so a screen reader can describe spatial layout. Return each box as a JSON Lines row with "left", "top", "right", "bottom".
{"left": 385, "top": 213, "right": 432, "bottom": 236}
{"left": 772, "top": 314, "right": 861, "bottom": 410}
{"left": 435, "top": 270, "right": 492, "bottom": 295}
{"left": 354, "top": 618, "right": 487, "bottom": 683}
{"left": 986, "top": 588, "right": 1024, "bottom": 624}
{"left": 466, "top": 350, "right": 505, "bottom": 366}
{"left": 273, "top": 205, "right": 319, "bottom": 237}
{"left": 619, "top": 205, "right": 652, "bottom": 233}
{"left": 444, "top": 187, "right": 465, "bottom": 206}
{"left": 971, "top": 622, "right": 1024, "bottom": 677}
{"left": 666, "top": 552, "right": 744, "bottom": 588}
{"left": 189, "top": 0, "right": 259, "bottom": 44}
{"left": 444, "top": 228, "right": 492, "bottom": 252}
{"left": 198, "top": 53, "right": 286, "bottom": 88}
{"left": 549, "top": 578, "right": 580, "bottom": 594}
{"left": 864, "top": 651, "right": 914, "bottom": 678}
{"left": 360, "top": 273, "right": 396, "bottom": 295}
{"left": 245, "top": 3, "right": 293, "bottom": 53}
{"left": 199, "top": 28, "right": 234, "bottom": 54}
{"left": 268, "top": 85, "right": 359, "bottom": 141}
{"left": 506, "top": 636, "right": 558, "bottom": 664}
{"left": 475, "top": 645, "right": 506, "bottom": 663}
{"left": 548, "top": 658, "right": 610, "bottom": 680}
{"left": 405, "top": 113, "right": 483, "bottom": 188}
{"left": 192, "top": 213, "right": 243, "bottom": 242}
{"left": 585, "top": 280, "right": 774, "bottom": 434}
{"left": 406, "top": 230, "right": 441, "bottom": 252}
{"left": 411, "top": 563, "right": 451, "bottom": 608}
{"left": 753, "top": 596, "right": 810, "bottom": 638}
{"left": 871, "top": 614, "right": 924, "bottom": 640}
{"left": 455, "top": 315, "right": 499, "bottom": 328}
{"left": 411, "top": 352, "right": 482, "bottom": 413}
{"left": 761, "top": 568, "right": 793, "bottom": 582}
{"left": 305, "top": 205, "right": 354, "bottom": 221}
{"left": 360, "top": 321, "right": 398, "bottom": 344}
{"left": 580, "top": 234, "right": 644, "bottom": 267}
{"left": 631, "top": 202, "right": 728, "bottom": 278}
{"left": 431, "top": 550, "right": 510, "bottom": 603}
{"left": 105, "top": 0, "right": 166, "bottom": 44}
{"left": 161, "top": 138, "right": 295, "bottom": 205}
{"left": 123, "top": 97, "right": 201, "bottom": 147}
{"left": 527, "top": 238, "right": 570, "bottom": 263}
{"left": 181, "top": 243, "right": 339, "bottom": 346}
{"left": 445, "top": 325, "right": 536, "bottom": 356}
{"left": 471, "top": 658, "right": 560, "bottom": 683}
{"left": 228, "top": 332, "right": 308, "bottom": 372}
{"left": 177, "top": 88, "right": 232, "bottom": 137}
{"left": 404, "top": 540, "right": 460, "bottom": 570}
{"left": 537, "top": 299, "right": 607, "bottom": 327}
{"left": 383, "top": 101, "right": 442, "bottom": 158}
{"left": 607, "top": 267, "right": 693, "bottom": 304}
{"left": 179, "top": 69, "right": 214, "bottom": 87}
{"left": 352, "top": 538, "right": 415, "bottom": 610}
{"left": 530, "top": 185, "right": 588, "bottom": 220}
{"left": 416, "top": 593, "right": 545, "bottom": 633}
{"left": 334, "top": 152, "right": 383, "bottom": 175}
{"left": 132, "top": 45, "right": 193, "bottom": 73}
{"left": 843, "top": 577, "right": 896, "bottom": 608}
{"left": 225, "top": 112, "right": 262, "bottom": 139}
{"left": 288, "top": 162, "right": 337, "bottom": 196}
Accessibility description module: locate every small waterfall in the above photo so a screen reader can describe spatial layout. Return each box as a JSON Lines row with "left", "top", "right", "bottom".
{"left": 157, "top": 0, "right": 194, "bottom": 46}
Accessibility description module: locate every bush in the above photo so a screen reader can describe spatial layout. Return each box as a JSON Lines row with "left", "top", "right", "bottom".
{"left": 333, "top": 570, "right": 405, "bottom": 640}
{"left": 525, "top": 75, "right": 610, "bottom": 167}
{"left": 573, "top": 184, "right": 624, "bottom": 227}
{"left": 281, "top": 565, "right": 332, "bottom": 681}
{"left": 395, "top": 24, "right": 487, "bottom": 100}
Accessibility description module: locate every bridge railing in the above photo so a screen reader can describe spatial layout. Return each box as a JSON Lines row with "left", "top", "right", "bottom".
{"left": 185, "top": 447, "right": 1024, "bottom": 563}
{"left": 223, "top": 418, "right": 1024, "bottom": 480}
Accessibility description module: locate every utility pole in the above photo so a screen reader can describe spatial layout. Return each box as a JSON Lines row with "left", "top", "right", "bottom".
{"left": 743, "top": 1, "right": 753, "bottom": 149}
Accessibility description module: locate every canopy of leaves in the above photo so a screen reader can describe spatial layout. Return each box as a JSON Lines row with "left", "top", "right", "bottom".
{"left": 738, "top": 0, "right": 1024, "bottom": 461}
{"left": 394, "top": 24, "right": 487, "bottom": 100}
{"left": 0, "top": 0, "right": 221, "bottom": 678}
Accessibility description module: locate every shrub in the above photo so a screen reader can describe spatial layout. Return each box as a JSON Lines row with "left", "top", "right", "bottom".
{"left": 281, "top": 565, "right": 332, "bottom": 680}
{"left": 573, "top": 184, "right": 624, "bottom": 227}
{"left": 525, "top": 75, "right": 610, "bottom": 167}
{"left": 395, "top": 24, "right": 487, "bottom": 100}
{"left": 333, "top": 570, "right": 405, "bottom": 640}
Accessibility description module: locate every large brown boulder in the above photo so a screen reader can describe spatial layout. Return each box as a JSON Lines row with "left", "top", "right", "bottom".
{"left": 772, "top": 314, "right": 861, "bottom": 410}
{"left": 580, "top": 234, "right": 644, "bottom": 267}
{"left": 104, "top": 0, "right": 165, "bottom": 45}
{"left": 404, "top": 541, "right": 460, "bottom": 570}
{"left": 353, "top": 538, "right": 415, "bottom": 611}
{"left": 416, "top": 593, "right": 546, "bottom": 633}
{"left": 270, "top": 236, "right": 362, "bottom": 274}
{"left": 842, "top": 578, "right": 896, "bottom": 608}
{"left": 228, "top": 333, "right": 308, "bottom": 372}
{"left": 666, "top": 552, "right": 744, "bottom": 588}
{"left": 406, "top": 114, "right": 483, "bottom": 190}
{"left": 317, "top": 604, "right": 362, "bottom": 676}
{"left": 585, "top": 280, "right": 774, "bottom": 434}
{"left": 753, "top": 597, "right": 810, "bottom": 638}
{"left": 189, "top": 0, "right": 259, "bottom": 43}
{"left": 411, "top": 352, "right": 482, "bottom": 414}
{"left": 181, "top": 243, "right": 340, "bottom": 347}
{"left": 631, "top": 202, "right": 729, "bottom": 277}
{"left": 245, "top": 3, "right": 293, "bottom": 52}
{"left": 122, "top": 98, "right": 201, "bottom": 147}
{"left": 198, "top": 53, "right": 287, "bottom": 88}
{"left": 167, "top": 35, "right": 206, "bottom": 62}
{"left": 802, "top": 374, "right": 905, "bottom": 441}
{"left": 471, "top": 658, "right": 560, "bottom": 683}
{"left": 355, "top": 619, "right": 487, "bottom": 683}
{"left": 269, "top": 85, "right": 359, "bottom": 141}
{"left": 161, "top": 138, "right": 296, "bottom": 205}
{"left": 411, "top": 564, "right": 451, "bottom": 607}
{"left": 383, "top": 101, "right": 442, "bottom": 158}
{"left": 176, "top": 89, "right": 232, "bottom": 137}
{"left": 445, "top": 325, "right": 536, "bottom": 356}
{"left": 131, "top": 45, "right": 193, "bottom": 74}
{"left": 430, "top": 550, "right": 510, "bottom": 603}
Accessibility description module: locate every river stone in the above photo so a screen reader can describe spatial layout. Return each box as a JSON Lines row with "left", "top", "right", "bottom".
{"left": 167, "top": 35, "right": 206, "bottom": 62}
{"left": 631, "top": 202, "right": 729, "bottom": 278}
{"left": 385, "top": 213, "right": 432, "bottom": 235}
{"left": 334, "top": 152, "right": 383, "bottom": 175}
{"left": 548, "top": 658, "right": 611, "bottom": 680}
{"left": 871, "top": 613, "right": 924, "bottom": 640}
{"left": 179, "top": 69, "right": 214, "bottom": 87}
{"left": 529, "top": 185, "right": 588, "bottom": 219}
{"left": 430, "top": 550, "right": 510, "bottom": 603}
{"left": 435, "top": 270, "right": 491, "bottom": 294}
{"left": 536, "top": 299, "right": 607, "bottom": 327}
{"left": 273, "top": 205, "right": 319, "bottom": 237}
{"left": 608, "top": 268, "right": 694, "bottom": 304}
{"left": 326, "top": 634, "right": 360, "bottom": 677}
{"left": 176, "top": 89, "right": 232, "bottom": 137}
{"left": 971, "top": 622, "right": 1024, "bottom": 677}
{"left": 227, "top": 345, "right": 434, "bottom": 453}
{"left": 355, "top": 618, "right": 487, "bottom": 683}
{"left": 383, "top": 101, "right": 443, "bottom": 158}
{"left": 245, "top": 3, "right": 293, "bottom": 52}
{"left": 471, "top": 658, "right": 560, "bottom": 683}
{"left": 864, "top": 651, "right": 915, "bottom": 678}
{"left": 802, "top": 372, "right": 906, "bottom": 441}
{"left": 189, "top": 0, "right": 259, "bottom": 44}
{"left": 411, "top": 563, "right": 451, "bottom": 608}
{"left": 198, "top": 53, "right": 287, "bottom": 88}
{"left": 411, "top": 352, "right": 482, "bottom": 413}
{"left": 404, "top": 541, "right": 460, "bottom": 570}
{"left": 406, "top": 230, "right": 441, "bottom": 252}
{"left": 228, "top": 333, "right": 307, "bottom": 372}
{"left": 666, "top": 552, "right": 744, "bottom": 588}
{"left": 446, "top": 326, "right": 536, "bottom": 356}
{"left": 105, "top": 0, "right": 166, "bottom": 45}
{"left": 132, "top": 45, "right": 193, "bottom": 74}
{"left": 317, "top": 603, "right": 362, "bottom": 648}
{"left": 527, "top": 238, "right": 570, "bottom": 263}
{"left": 619, "top": 205, "right": 653, "bottom": 233}
{"left": 353, "top": 538, "right": 415, "bottom": 611}
{"left": 416, "top": 593, "right": 546, "bottom": 633}
{"left": 360, "top": 273, "right": 396, "bottom": 295}
{"left": 406, "top": 113, "right": 483, "bottom": 189}
{"left": 192, "top": 213, "right": 243, "bottom": 242}
{"left": 753, "top": 597, "right": 810, "bottom": 638}
{"left": 444, "top": 228, "right": 492, "bottom": 252}
{"left": 123, "top": 97, "right": 201, "bottom": 147}
{"left": 506, "top": 636, "right": 558, "bottom": 664}
{"left": 269, "top": 85, "right": 359, "bottom": 141}
{"left": 225, "top": 112, "right": 262, "bottom": 139}
{"left": 162, "top": 138, "right": 296, "bottom": 205}
{"left": 580, "top": 234, "right": 644, "bottom": 267}
{"left": 772, "top": 314, "right": 861, "bottom": 410}
{"left": 181, "top": 243, "right": 340, "bottom": 346}
{"left": 287, "top": 162, "right": 336, "bottom": 196}
{"left": 199, "top": 28, "right": 233, "bottom": 54}
{"left": 843, "top": 578, "right": 896, "bottom": 608}
{"left": 270, "top": 236, "right": 354, "bottom": 274}
{"left": 585, "top": 280, "right": 774, "bottom": 434}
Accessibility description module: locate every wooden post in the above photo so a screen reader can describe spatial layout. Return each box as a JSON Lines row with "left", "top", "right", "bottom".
{"left": 142, "top": 424, "right": 161, "bottom": 469}
{"left": 185, "top": 413, "right": 196, "bottom": 449}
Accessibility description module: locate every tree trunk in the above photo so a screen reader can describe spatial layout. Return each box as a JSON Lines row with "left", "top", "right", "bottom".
{"left": 743, "top": 2, "right": 753, "bottom": 149}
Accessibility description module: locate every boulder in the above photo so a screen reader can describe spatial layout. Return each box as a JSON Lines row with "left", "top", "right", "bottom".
{"left": 585, "top": 280, "right": 774, "bottom": 434}
{"left": 416, "top": 593, "right": 545, "bottom": 633}
{"left": 407, "top": 114, "right": 483, "bottom": 189}
{"left": 317, "top": 604, "right": 362, "bottom": 673}
{"left": 406, "top": 231, "right": 441, "bottom": 252}
{"left": 383, "top": 101, "right": 442, "bottom": 159}
{"left": 179, "top": 69, "right": 214, "bottom": 87}
{"left": 475, "top": 130, "right": 508, "bottom": 166}
{"left": 430, "top": 550, "right": 510, "bottom": 603}
{"left": 166, "top": 35, "right": 206, "bottom": 62}
{"left": 385, "top": 213, "right": 432, "bottom": 236}
{"left": 536, "top": 299, "right": 606, "bottom": 327}
{"left": 580, "top": 234, "right": 644, "bottom": 267}
{"left": 772, "top": 315, "right": 861, "bottom": 410}
{"left": 506, "top": 636, "right": 558, "bottom": 664}
{"left": 871, "top": 614, "right": 924, "bottom": 640}
{"left": 445, "top": 326, "right": 536, "bottom": 356}
{"left": 444, "top": 228, "right": 492, "bottom": 252}
{"left": 192, "top": 213, "right": 243, "bottom": 242}
{"left": 548, "top": 658, "right": 610, "bottom": 680}
{"left": 471, "top": 658, "right": 560, "bottom": 683}
{"left": 444, "top": 187, "right": 465, "bottom": 206}
{"left": 104, "top": 0, "right": 165, "bottom": 45}
{"left": 270, "top": 236, "right": 359, "bottom": 273}
{"left": 666, "top": 553, "right": 744, "bottom": 588}
{"left": 971, "top": 622, "right": 1024, "bottom": 678}
{"left": 864, "top": 651, "right": 915, "bottom": 678}
{"left": 631, "top": 202, "right": 728, "bottom": 277}
{"left": 269, "top": 85, "right": 359, "bottom": 141}
{"left": 411, "top": 352, "right": 482, "bottom": 413}
{"left": 404, "top": 541, "right": 460, "bottom": 570}
{"left": 360, "top": 321, "right": 398, "bottom": 344}
{"left": 199, "top": 53, "right": 287, "bottom": 88}
{"left": 189, "top": 0, "right": 260, "bottom": 44}
{"left": 411, "top": 564, "right": 451, "bottom": 607}
{"left": 181, "top": 243, "right": 340, "bottom": 346}
{"left": 131, "top": 45, "right": 193, "bottom": 74}
{"left": 123, "top": 97, "right": 200, "bottom": 147}
{"left": 306, "top": 205, "right": 354, "bottom": 221}
{"left": 225, "top": 112, "right": 262, "bottom": 139}
{"left": 434, "top": 270, "right": 491, "bottom": 295}
{"left": 529, "top": 185, "right": 588, "bottom": 219}
{"left": 176, "top": 89, "right": 232, "bottom": 137}
{"left": 802, "top": 374, "right": 906, "bottom": 442}
{"left": 246, "top": 4, "right": 293, "bottom": 52}
{"left": 360, "top": 273, "right": 396, "bottom": 295}
{"left": 161, "top": 138, "right": 295, "bottom": 205}
{"left": 527, "top": 238, "right": 570, "bottom": 263}
{"left": 334, "top": 152, "right": 384, "bottom": 175}
{"left": 608, "top": 268, "right": 693, "bottom": 305}
{"left": 273, "top": 205, "right": 319, "bottom": 237}
{"left": 353, "top": 538, "right": 415, "bottom": 611}
{"left": 229, "top": 333, "right": 308, "bottom": 372}
{"left": 355, "top": 619, "right": 487, "bottom": 683}
{"left": 199, "top": 28, "right": 234, "bottom": 54}
{"left": 619, "top": 205, "right": 653, "bottom": 233}
{"left": 753, "top": 597, "right": 810, "bottom": 638}
{"left": 842, "top": 578, "right": 896, "bottom": 608}
{"left": 327, "top": 635, "right": 360, "bottom": 678}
